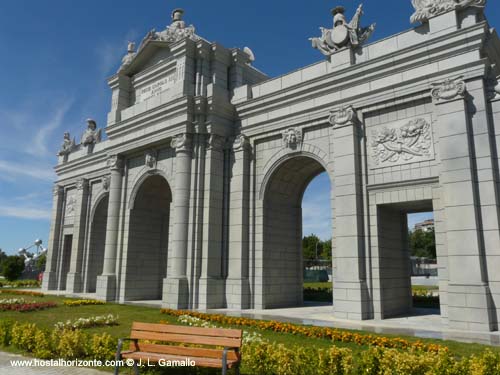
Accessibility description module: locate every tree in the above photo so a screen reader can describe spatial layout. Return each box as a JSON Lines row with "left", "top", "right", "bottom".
{"left": 36, "top": 253, "right": 47, "bottom": 272}
{"left": 0, "top": 249, "right": 7, "bottom": 274}
{"left": 2, "top": 256, "right": 25, "bottom": 281}
{"left": 409, "top": 229, "right": 436, "bottom": 259}
{"left": 302, "top": 234, "right": 321, "bottom": 261}
{"left": 320, "top": 239, "right": 332, "bottom": 261}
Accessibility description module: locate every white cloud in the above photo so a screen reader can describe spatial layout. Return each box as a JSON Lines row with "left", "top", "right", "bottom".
{"left": 28, "top": 99, "right": 74, "bottom": 157}
{"left": 0, "top": 205, "right": 50, "bottom": 220}
{"left": 0, "top": 160, "right": 55, "bottom": 182}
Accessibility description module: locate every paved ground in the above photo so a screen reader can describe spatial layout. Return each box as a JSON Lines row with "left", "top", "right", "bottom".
{"left": 0, "top": 351, "right": 107, "bottom": 375}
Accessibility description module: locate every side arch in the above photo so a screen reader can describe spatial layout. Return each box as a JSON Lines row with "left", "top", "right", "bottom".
{"left": 259, "top": 144, "right": 332, "bottom": 200}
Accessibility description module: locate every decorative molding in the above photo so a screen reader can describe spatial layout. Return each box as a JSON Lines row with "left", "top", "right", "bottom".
{"left": 102, "top": 176, "right": 111, "bottom": 192}
{"left": 310, "top": 4, "right": 376, "bottom": 56}
{"left": 282, "top": 128, "right": 303, "bottom": 149}
{"left": 233, "top": 134, "right": 250, "bottom": 151}
{"left": 144, "top": 150, "right": 157, "bottom": 169}
{"left": 431, "top": 76, "right": 466, "bottom": 103}
{"left": 107, "top": 155, "right": 124, "bottom": 171}
{"left": 206, "top": 134, "right": 225, "bottom": 151}
{"left": 76, "top": 178, "right": 88, "bottom": 191}
{"left": 367, "top": 176, "right": 440, "bottom": 192}
{"left": 171, "top": 134, "right": 192, "bottom": 152}
{"left": 53, "top": 185, "right": 63, "bottom": 196}
{"left": 328, "top": 105, "right": 358, "bottom": 128}
{"left": 370, "top": 118, "right": 434, "bottom": 168}
{"left": 411, "top": 0, "right": 486, "bottom": 24}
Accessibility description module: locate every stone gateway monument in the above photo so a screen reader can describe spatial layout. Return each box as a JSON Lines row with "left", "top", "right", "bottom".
{"left": 43, "top": 1, "right": 500, "bottom": 332}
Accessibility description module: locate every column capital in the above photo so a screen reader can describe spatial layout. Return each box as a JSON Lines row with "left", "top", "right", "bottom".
{"left": 106, "top": 155, "right": 124, "bottom": 171}
{"left": 171, "top": 134, "right": 192, "bottom": 153}
{"left": 53, "top": 185, "right": 64, "bottom": 196}
{"left": 329, "top": 105, "right": 359, "bottom": 129}
{"left": 232, "top": 134, "right": 250, "bottom": 152}
{"left": 76, "top": 178, "right": 89, "bottom": 191}
{"left": 431, "top": 76, "right": 466, "bottom": 104}
{"left": 206, "top": 134, "right": 226, "bottom": 151}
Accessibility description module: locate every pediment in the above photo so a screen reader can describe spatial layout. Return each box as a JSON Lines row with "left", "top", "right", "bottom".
{"left": 121, "top": 40, "right": 174, "bottom": 76}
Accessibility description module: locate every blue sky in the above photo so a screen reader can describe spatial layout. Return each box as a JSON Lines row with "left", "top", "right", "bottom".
{"left": 0, "top": 1, "right": 498, "bottom": 253}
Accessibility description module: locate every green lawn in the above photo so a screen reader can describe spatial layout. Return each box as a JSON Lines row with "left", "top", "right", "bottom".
{"left": 0, "top": 289, "right": 499, "bottom": 372}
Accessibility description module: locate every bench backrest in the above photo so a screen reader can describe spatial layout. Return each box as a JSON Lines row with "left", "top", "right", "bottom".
{"left": 129, "top": 322, "right": 242, "bottom": 360}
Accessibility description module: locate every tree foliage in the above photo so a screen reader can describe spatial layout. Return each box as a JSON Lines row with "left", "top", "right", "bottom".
{"left": 0, "top": 249, "right": 7, "bottom": 274}
{"left": 2, "top": 256, "right": 25, "bottom": 281}
{"left": 409, "top": 229, "right": 436, "bottom": 259}
{"left": 302, "top": 235, "right": 332, "bottom": 261}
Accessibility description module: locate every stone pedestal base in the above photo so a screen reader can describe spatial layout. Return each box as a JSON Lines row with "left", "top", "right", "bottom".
{"left": 41, "top": 271, "right": 59, "bottom": 291}
{"left": 96, "top": 275, "right": 117, "bottom": 301}
{"left": 162, "top": 277, "right": 189, "bottom": 309}
{"left": 65, "top": 272, "right": 83, "bottom": 293}
{"left": 448, "top": 283, "right": 497, "bottom": 332}
{"left": 334, "top": 280, "right": 371, "bottom": 320}
{"left": 197, "top": 277, "right": 225, "bottom": 309}
{"left": 226, "top": 277, "right": 251, "bottom": 309}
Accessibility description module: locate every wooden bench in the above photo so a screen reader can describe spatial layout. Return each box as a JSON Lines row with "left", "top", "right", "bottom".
{"left": 114, "top": 322, "right": 242, "bottom": 375}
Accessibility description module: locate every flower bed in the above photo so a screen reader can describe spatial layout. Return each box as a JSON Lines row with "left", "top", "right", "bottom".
{"left": 0, "top": 280, "right": 41, "bottom": 288}
{"left": 54, "top": 314, "right": 118, "bottom": 330}
{"left": 63, "top": 299, "right": 105, "bottom": 307}
{"left": 161, "top": 309, "right": 445, "bottom": 353}
{"left": 0, "top": 290, "right": 45, "bottom": 297}
{"left": 0, "top": 301, "right": 56, "bottom": 312}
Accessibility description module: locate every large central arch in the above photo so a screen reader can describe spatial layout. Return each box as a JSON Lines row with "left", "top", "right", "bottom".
{"left": 123, "top": 174, "right": 172, "bottom": 300}
{"left": 262, "top": 154, "right": 332, "bottom": 308}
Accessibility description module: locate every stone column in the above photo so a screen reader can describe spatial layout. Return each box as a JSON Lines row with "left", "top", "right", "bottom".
{"left": 96, "top": 155, "right": 124, "bottom": 301}
{"left": 163, "top": 134, "right": 192, "bottom": 309}
{"left": 107, "top": 75, "right": 131, "bottom": 126}
{"left": 226, "top": 134, "right": 251, "bottom": 309}
{"left": 330, "top": 106, "right": 371, "bottom": 320}
{"left": 42, "top": 185, "right": 64, "bottom": 291}
{"left": 432, "top": 76, "right": 495, "bottom": 331}
{"left": 65, "top": 179, "right": 89, "bottom": 293}
{"left": 198, "top": 134, "right": 226, "bottom": 309}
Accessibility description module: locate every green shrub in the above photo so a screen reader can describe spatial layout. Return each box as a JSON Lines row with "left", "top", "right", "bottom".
{"left": 11, "top": 322, "right": 38, "bottom": 352}
{"left": 89, "top": 333, "right": 116, "bottom": 361}
{"left": 0, "top": 319, "right": 13, "bottom": 346}
{"left": 469, "top": 350, "right": 500, "bottom": 375}
{"left": 54, "top": 329, "right": 88, "bottom": 359}
{"left": 2, "top": 256, "right": 25, "bottom": 281}
{"left": 33, "top": 329, "right": 52, "bottom": 359}
{"left": 317, "top": 346, "right": 354, "bottom": 375}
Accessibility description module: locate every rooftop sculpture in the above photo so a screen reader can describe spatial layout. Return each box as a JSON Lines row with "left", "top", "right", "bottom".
{"left": 310, "top": 4, "right": 375, "bottom": 57}
{"left": 411, "top": 0, "right": 487, "bottom": 23}
{"left": 81, "top": 119, "right": 102, "bottom": 147}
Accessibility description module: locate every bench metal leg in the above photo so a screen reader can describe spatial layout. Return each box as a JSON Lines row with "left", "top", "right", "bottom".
{"left": 222, "top": 348, "right": 228, "bottom": 375}
{"left": 133, "top": 360, "right": 140, "bottom": 375}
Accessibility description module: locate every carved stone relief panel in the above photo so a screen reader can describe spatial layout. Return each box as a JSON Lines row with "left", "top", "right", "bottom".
{"left": 64, "top": 189, "right": 76, "bottom": 226}
{"left": 369, "top": 116, "right": 435, "bottom": 169}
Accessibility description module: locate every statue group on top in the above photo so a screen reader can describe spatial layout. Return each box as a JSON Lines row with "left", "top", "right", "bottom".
{"left": 118, "top": 8, "right": 198, "bottom": 72}
{"left": 310, "top": 4, "right": 376, "bottom": 57}
{"left": 58, "top": 118, "right": 102, "bottom": 160}
{"left": 410, "top": 0, "right": 486, "bottom": 24}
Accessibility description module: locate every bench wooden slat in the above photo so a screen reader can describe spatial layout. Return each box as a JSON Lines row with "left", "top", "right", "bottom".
{"left": 130, "top": 343, "right": 239, "bottom": 361}
{"left": 130, "top": 330, "right": 241, "bottom": 348}
{"left": 121, "top": 352, "right": 239, "bottom": 369}
{"left": 131, "top": 322, "right": 242, "bottom": 339}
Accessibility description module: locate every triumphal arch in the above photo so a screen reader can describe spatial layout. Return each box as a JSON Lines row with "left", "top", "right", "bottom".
{"left": 43, "top": 2, "right": 500, "bottom": 332}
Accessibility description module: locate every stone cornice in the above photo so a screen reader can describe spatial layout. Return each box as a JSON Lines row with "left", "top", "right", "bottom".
{"left": 234, "top": 22, "right": 487, "bottom": 117}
